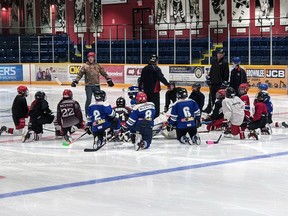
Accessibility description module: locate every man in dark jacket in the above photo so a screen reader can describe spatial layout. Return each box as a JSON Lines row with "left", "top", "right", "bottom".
{"left": 139, "top": 54, "right": 170, "bottom": 118}
{"left": 203, "top": 49, "right": 229, "bottom": 113}
{"left": 229, "top": 57, "right": 247, "bottom": 96}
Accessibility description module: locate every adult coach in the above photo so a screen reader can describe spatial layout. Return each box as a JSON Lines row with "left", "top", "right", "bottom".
{"left": 71, "top": 52, "right": 114, "bottom": 115}
{"left": 203, "top": 49, "right": 229, "bottom": 113}
{"left": 139, "top": 54, "right": 170, "bottom": 118}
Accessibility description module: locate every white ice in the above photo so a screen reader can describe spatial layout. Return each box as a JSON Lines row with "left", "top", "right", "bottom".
{"left": 0, "top": 84, "right": 288, "bottom": 216}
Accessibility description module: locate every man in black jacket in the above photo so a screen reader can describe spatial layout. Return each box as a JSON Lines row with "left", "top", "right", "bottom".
{"left": 203, "top": 49, "right": 229, "bottom": 113}
{"left": 139, "top": 54, "right": 170, "bottom": 118}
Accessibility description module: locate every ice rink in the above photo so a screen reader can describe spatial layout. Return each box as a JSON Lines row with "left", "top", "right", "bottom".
{"left": 0, "top": 84, "right": 288, "bottom": 216}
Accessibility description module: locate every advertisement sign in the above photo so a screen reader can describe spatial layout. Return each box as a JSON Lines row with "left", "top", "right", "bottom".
{"left": 246, "top": 67, "right": 287, "bottom": 88}
{"left": 169, "top": 66, "right": 205, "bottom": 85}
{"left": 35, "top": 64, "right": 68, "bottom": 81}
{"left": 124, "top": 65, "right": 144, "bottom": 85}
{"left": 0, "top": 65, "right": 23, "bottom": 81}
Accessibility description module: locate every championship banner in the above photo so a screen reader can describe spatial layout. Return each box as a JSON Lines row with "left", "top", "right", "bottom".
{"left": 246, "top": 67, "right": 287, "bottom": 89}
{"left": 209, "top": 0, "right": 227, "bottom": 28}
{"left": 24, "top": 0, "right": 36, "bottom": 34}
{"left": 90, "top": 0, "right": 102, "bottom": 32}
{"left": 74, "top": 0, "right": 86, "bottom": 32}
{"left": 0, "top": 65, "right": 23, "bottom": 81}
{"left": 186, "top": 0, "right": 203, "bottom": 29}
{"left": 55, "top": 0, "right": 66, "bottom": 33}
{"left": 169, "top": 66, "right": 205, "bottom": 85}
{"left": 232, "top": 0, "right": 250, "bottom": 27}
{"left": 280, "top": 0, "right": 288, "bottom": 25}
{"left": 255, "top": 0, "right": 274, "bottom": 27}
{"left": 40, "top": 0, "right": 52, "bottom": 33}
{"left": 34, "top": 64, "right": 68, "bottom": 81}
{"left": 9, "top": 1, "right": 20, "bottom": 34}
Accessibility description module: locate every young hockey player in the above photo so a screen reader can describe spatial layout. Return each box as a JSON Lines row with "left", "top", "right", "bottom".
{"left": 0, "top": 86, "right": 29, "bottom": 136}
{"left": 202, "top": 89, "right": 226, "bottom": 131}
{"left": 229, "top": 57, "right": 247, "bottom": 97}
{"left": 113, "top": 97, "right": 132, "bottom": 126}
{"left": 247, "top": 91, "right": 268, "bottom": 139}
{"left": 22, "top": 91, "right": 54, "bottom": 142}
{"left": 222, "top": 87, "right": 245, "bottom": 139}
{"left": 258, "top": 83, "right": 273, "bottom": 124}
{"left": 188, "top": 83, "right": 205, "bottom": 111}
{"left": 167, "top": 88, "right": 201, "bottom": 145}
{"left": 86, "top": 90, "right": 120, "bottom": 147}
{"left": 164, "top": 82, "right": 182, "bottom": 112}
{"left": 238, "top": 83, "right": 251, "bottom": 131}
{"left": 55, "top": 89, "right": 84, "bottom": 142}
{"left": 127, "top": 85, "right": 139, "bottom": 107}
{"left": 122, "top": 92, "right": 156, "bottom": 150}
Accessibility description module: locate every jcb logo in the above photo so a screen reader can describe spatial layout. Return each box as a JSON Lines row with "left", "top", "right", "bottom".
{"left": 69, "top": 66, "right": 81, "bottom": 74}
{"left": 126, "top": 68, "right": 142, "bottom": 76}
{"left": 266, "top": 70, "right": 285, "bottom": 78}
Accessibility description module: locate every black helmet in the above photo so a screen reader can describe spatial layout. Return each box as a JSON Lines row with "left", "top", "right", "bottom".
{"left": 35, "top": 91, "right": 46, "bottom": 100}
{"left": 116, "top": 97, "right": 126, "bottom": 107}
{"left": 257, "top": 91, "right": 269, "bottom": 102}
{"left": 176, "top": 88, "right": 188, "bottom": 99}
{"left": 225, "top": 87, "right": 236, "bottom": 98}
{"left": 149, "top": 54, "right": 158, "bottom": 63}
{"left": 94, "top": 90, "right": 106, "bottom": 101}
{"left": 192, "top": 83, "right": 201, "bottom": 92}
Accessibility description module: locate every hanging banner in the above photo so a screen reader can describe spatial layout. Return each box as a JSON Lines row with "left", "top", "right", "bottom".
{"left": 186, "top": 0, "right": 203, "bottom": 29}
{"left": 232, "top": 0, "right": 250, "bottom": 27}
{"left": 255, "top": 0, "right": 274, "bottom": 27}
{"left": 209, "top": 0, "right": 227, "bottom": 28}
{"left": 40, "top": 0, "right": 52, "bottom": 33}
{"left": 89, "top": 0, "right": 102, "bottom": 32}
{"left": 74, "top": 0, "right": 86, "bottom": 32}
{"left": 24, "top": 0, "right": 36, "bottom": 34}
{"left": 55, "top": 0, "right": 66, "bottom": 33}
{"left": 9, "top": 1, "right": 20, "bottom": 34}
{"left": 168, "top": 0, "right": 188, "bottom": 30}
{"left": 280, "top": 0, "right": 288, "bottom": 25}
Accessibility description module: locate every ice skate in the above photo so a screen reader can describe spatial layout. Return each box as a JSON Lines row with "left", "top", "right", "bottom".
{"left": 192, "top": 134, "right": 201, "bottom": 145}
{"left": 0, "top": 126, "right": 7, "bottom": 135}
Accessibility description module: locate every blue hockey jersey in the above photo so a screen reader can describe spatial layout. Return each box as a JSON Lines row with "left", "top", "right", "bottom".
{"left": 169, "top": 99, "right": 200, "bottom": 129}
{"left": 87, "top": 101, "right": 115, "bottom": 132}
{"left": 127, "top": 102, "right": 156, "bottom": 128}
{"left": 264, "top": 91, "right": 273, "bottom": 114}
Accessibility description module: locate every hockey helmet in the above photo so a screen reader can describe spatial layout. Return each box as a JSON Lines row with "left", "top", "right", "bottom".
{"left": 63, "top": 89, "right": 73, "bottom": 99}
{"left": 258, "top": 83, "right": 268, "bottom": 91}
{"left": 256, "top": 91, "right": 268, "bottom": 102}
{"left": 136, "top": 92, "right": 147, "bottom": 103}
{"left": 87, "top": 52, "right": 96, "bottom": 58}
{"left": 216, "top": 89, "right": 226, "bottom": 99}
{"left": 94, "top": 90, "right": 106, "bottom": 101}
{"left": 35, "top": 91, "right": 46, "bottom": 100}
{"left": 232, "top": 57, "right": 241, "bottom": 65}
{"left": 238, "top": 83, "right": 250, "bottom": 95}
{"left": 116, "top": 97, "right": 126, "bottom": 107}
{"left": 128, "top": 85, "right": 139, "bottom": 99}
{"left": 176, "top": 88, "right": 188, "bottom": 99}
{"left": 17, "top": 85, "right": 29, "bottom": 97}
{"left": 192, "top": 83, "right": 201, "bottom": 92}
{"left": 225, "top": 87, "right": 236, "bottom": 98}
{"left": 149, "top": 54, "right": 158, "bottom": 63}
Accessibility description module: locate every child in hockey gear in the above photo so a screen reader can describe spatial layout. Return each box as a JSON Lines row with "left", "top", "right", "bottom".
{"left": 86, "top": 90, "right": 120, "bottom": 147}
{"left": 229, "top": 57, "right": 247, "bottom": 97}
{"left": 167, "top": 88, "right": 201, "bottom": 145}
{"left": 127, "top": 85, "right": 139, "bottom": 107}
{"left": 238, "top": 83, "right": 251, "bottom": 131}
{"left": 56, "top": 89, "right": 84, "bottom": 142}
{"left": 222, "top": 87, "right": 245, "bottom": 139}
{"left": 203, "top": 89, "right": 225, "bottom": 131}
{"left": 257, "top": 83, "right": 273, "bottom": 124}
{"left": 248, "top": 91, "right": 268, "bottom": 139}
{"left": 0, "top": 86, "right": 29, "bottom": 136}
{"left": 22, "top": 91, "right": 54, "bottom": 142}
{"left": 188, "top": 83, "right": 205, "bottom": 111}
{"left": 164, "top": 82, "right": 182, "bottom": 112}
{"left": 123, "top": 92, "right": 156, "bottom": 150}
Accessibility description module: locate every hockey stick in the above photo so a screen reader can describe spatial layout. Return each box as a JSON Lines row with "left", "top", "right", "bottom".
{"left": 62, "top": 131, "right": 88, "bottom": 146}
{"left": 55, "top": 77, "right": 71, "bottom": 86}
{"left": 83, "top": 133, "right": 117, "bottom": 152}
{"left": 206, "top": 132, "right": 223, "bottom": 144}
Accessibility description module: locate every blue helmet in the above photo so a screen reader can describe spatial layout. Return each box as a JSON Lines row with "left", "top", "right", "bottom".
{"left": 258, "top": 83, "right": 268, "bottom": 91}
{"left": 128, "top": 85, "right": 139, "bottom": 99}
{"left": 232, "top": 57, "right": 241, "bottom": 65}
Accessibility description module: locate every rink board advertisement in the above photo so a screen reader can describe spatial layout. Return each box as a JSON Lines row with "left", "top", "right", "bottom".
{"left": 0, "top": 65, "right": 23, "bottom": 81}
{"left": 169, "top": 66, "right": 205, "bottom": 85}
{"left": 68, "top": 64, "right": 124, "bottom": 83}
{"left": 245, "top": 66, "right": 287, "bottom": 89}
{"left": 255, "top": 0, "right": 274, "bottom": 26}
{"left": 231, "top": 0, "right": 250, "bottom": 27}
{"left": 34, "top": 64, "right": 68, "bottom": 81}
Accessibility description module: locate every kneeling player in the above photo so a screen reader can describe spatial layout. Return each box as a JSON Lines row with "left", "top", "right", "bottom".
{"left": 0, "top": 86, "right": 29, "bottom": 136}
{"left": 123, "top": 92, "right": 156, "bottom": 150}
{"left": 56, "top": 89, "right": 84, "bottom": 142}
{"left": 167, "top": 88, "right": 201, "bottom": 145}
{"left": 22, "top": 91, "right": 54, "bottom": 142}
{"left": 86, "top": 90, "right": 120, "bottom": 147}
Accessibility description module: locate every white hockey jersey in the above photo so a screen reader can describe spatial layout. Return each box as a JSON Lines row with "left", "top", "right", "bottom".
{"left": 222, "top": 96, "right": 245, "bottom": 126}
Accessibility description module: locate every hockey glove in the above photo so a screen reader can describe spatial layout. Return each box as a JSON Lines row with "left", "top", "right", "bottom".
{"left": 85, "top": 126, "right": 92, "bottom": 135}
{"left": 166, "top": 124, "right": 174, "bottom": 132}
{"left": 71, "top": 79, "right": 78, "bottom": 87}
{"left": 107, "top": 78, "right": 114, "bottom": 87}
